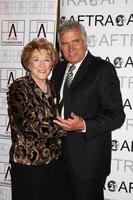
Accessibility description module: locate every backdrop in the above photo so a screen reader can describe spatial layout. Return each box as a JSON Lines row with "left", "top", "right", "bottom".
{"left": 0, "top": 1, "right": 133, "bottom": 200}
{"left": 60, "top": 0, "right": 133, "bottom": 200}
{"left": 0, "top": 0, "right": 58, "bottom": 199}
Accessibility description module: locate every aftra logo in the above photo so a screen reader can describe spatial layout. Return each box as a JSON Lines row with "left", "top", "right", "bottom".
{"left": 60, "top": 14, "right": 133, "bottom": 26}
{"left": 61, "top": 0, "right": 130, "bottom": 6}
{"left": 112, "top": 140, "right": 119, "bottom": 151}
{"left": 29, "top": 20, "right": 55, "bottom": 44}
{"left": 113, "top": 57, "right": 124, "bottom": 68}
{"left": 7, "top": 71, "right": 15, "bottom": 85}
{"left": 105, "top": 57, "right": 133, "bottom": 68}
{"left": 116, "top": 15, "right": 126, "bottom": 26}
{"left": 107, "top": 180, "right": 117, "bottom": 192}
{"left": 8, "top": 24, "right": 17, "bottom": 40}
{"left": 1, "top": 20, "right": 25, "bottom": 46}
{"left": 105, "top": 180, "right": 133, "bottom": 193}
{"left": 4, "top": 165, "right": 11, "bottom": 181}
{"left": 112, "top": 140, "right": 133, "bottom": 152}
{"left": 37, "top": 24, "right": 46, "bottom": 38}
{"left": 0, "top": 164, "right": 11, "bottom": 186}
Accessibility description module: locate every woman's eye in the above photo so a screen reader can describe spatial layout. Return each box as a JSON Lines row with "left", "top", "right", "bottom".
{"left": 32, "top": 57, "right": 51, "bottom": 63}
{"left": 45, "top": 59, "right": 51, "bottom": 62}
{"left": 33, "top": 58, "right": 39, "bottom": 62}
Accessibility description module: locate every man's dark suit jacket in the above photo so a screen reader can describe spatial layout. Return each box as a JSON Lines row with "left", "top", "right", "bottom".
{"left": 52, "top": 51, "right": 125, "bottom": 180}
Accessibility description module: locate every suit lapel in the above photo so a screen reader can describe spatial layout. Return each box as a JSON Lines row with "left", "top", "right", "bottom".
{"left": 70, "top": 51, "right": 94, "bottom": 90}
{"left": 57, "top": 61, "right": 67, "bottom": 90}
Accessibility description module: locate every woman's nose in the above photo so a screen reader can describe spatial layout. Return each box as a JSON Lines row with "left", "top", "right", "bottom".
{"left": 39, "top": 60, "right": 45, "bottom": 66}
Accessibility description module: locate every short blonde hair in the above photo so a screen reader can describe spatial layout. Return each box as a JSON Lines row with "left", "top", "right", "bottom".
{"left": 21, "top": 38, "right": 58, "bottom": 71}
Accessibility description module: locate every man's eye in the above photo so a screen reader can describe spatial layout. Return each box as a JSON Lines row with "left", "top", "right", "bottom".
{"left": 62, "top": 43, "right": 68, "bottom": 47}
{"left": 73, "top": 39, "right": 81, "bottom": 44}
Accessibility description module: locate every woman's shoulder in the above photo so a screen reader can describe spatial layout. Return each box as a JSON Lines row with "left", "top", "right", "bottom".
{"left": 9, "top": 76, "right": 24, "bottom": 85}
{"left": 8, "top": 76, "right": 29, "bottom": 93}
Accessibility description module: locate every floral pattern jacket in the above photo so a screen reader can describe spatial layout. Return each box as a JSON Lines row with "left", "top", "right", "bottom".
{"left": 7, "top": 74, "right": 64, "bottom": 165}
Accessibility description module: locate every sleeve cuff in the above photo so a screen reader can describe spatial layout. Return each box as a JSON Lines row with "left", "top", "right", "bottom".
{"left": 82, "top": 120, "right": 86, "bottom": 132}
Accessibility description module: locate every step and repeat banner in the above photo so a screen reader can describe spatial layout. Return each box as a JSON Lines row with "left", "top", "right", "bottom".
{"left": 60, "top": 0, "right": 133, "bottom": 200}
{"left": 0, "top": 0, "right": 133, "bottom": 200}
{"left": 0, "top": 0, "right": 58, "bottom": 199}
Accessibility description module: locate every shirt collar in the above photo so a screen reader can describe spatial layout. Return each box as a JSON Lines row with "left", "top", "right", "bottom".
{"left": 68, "top": 50, "right": 88, "bottom": 69}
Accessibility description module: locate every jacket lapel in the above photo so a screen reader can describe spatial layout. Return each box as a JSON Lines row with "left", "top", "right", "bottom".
{"left": 70, "top": 51, "right": 94, "bottom": 90}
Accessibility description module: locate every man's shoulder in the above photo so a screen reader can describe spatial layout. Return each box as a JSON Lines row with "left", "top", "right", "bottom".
{"left": 55, "top": 58, "right": 68, "bottom": 67}
{"left": 53, "top": 59, "right": 68, "bottom": 74}
{"left": 91, "top": 54, "right": 113, "bottom": 68}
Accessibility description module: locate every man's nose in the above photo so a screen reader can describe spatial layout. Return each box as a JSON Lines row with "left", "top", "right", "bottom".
{"left": 68, "top": 43, "right": 74, "bottom": 51}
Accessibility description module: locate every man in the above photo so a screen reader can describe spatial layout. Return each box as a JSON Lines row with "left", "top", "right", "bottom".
{"left": 52, "top": 20, "right": 125, "bottom": 200}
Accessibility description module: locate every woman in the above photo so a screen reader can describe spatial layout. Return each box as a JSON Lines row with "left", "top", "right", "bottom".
{"left": 7, "top": 38, "right": 65, "bottom": 200}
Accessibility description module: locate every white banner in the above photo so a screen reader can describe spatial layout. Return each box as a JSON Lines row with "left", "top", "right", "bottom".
{"left": 0, "top": 1, "right": 58, "bottom": 199}
{"left": 60, "top": 0, "right": 133, "bottom": 200}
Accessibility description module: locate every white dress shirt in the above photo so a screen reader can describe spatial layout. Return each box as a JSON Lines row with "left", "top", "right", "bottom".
{"left": 59, "top": 51, "right": 88, "bottom": 132}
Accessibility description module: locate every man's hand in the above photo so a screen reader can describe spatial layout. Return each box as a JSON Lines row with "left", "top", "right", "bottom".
{"left": 53, "top": 112, "right": 85, "bottom": 132}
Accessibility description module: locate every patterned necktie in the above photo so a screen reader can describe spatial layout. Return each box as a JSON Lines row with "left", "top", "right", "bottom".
{"left": 59, "top": 65, "right": 76, "bottom": 114}
{"left": 63, "top": 65, "right": 76, "bottom": 93}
